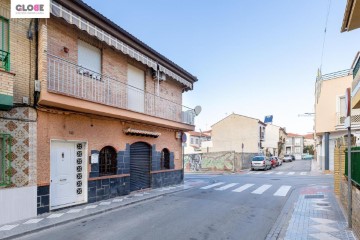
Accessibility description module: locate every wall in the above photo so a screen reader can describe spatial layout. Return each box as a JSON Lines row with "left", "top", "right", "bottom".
{"left": 0, "top": 186, "right": 37, "bottom": 225}
{"left": 263, "top": 124, "right": 279, "bottom": 151}
{"left": 37, "top": 110, "right": 182, "bottom": 186}
{"left": 211, "top": 114, "right": 259, "bottom": 153}
{"left": 340, "top": 180, "right": 360, "bottom": 239}
{"left": 0, "top": 0, "right": 36, "bottom": 105}
{"left": 184, "top": 151, "right": 256, "bottom": 172}
{"left": 315, "top": 75, "right": 352, "bottom": 134}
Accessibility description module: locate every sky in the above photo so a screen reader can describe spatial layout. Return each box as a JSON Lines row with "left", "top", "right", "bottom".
{"left": 84, "top": 0, "right": 360, "bottom": 134}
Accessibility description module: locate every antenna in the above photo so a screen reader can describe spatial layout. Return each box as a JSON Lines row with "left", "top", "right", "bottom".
{"left": 194, "top": 106, "right": 202, "bottom": 116}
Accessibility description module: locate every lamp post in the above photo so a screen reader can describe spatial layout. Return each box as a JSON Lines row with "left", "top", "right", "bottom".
{"left": 345, "top": 87, "right": 352, "bottom": 229}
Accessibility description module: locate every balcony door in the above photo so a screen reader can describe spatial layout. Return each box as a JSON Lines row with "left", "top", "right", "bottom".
{"left": 127, "top": 64, "right": 145, "bottom": 113}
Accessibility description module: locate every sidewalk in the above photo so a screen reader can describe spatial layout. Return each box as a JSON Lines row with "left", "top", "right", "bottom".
{"left": 0, "top": 184, "right": 193, "bottom": 240}
{"left": 267, "top": 159, "right": 357, "bottom": 240}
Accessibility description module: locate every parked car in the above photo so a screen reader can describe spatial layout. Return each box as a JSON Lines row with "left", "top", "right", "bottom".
{"left": 283, "top": 155, "right": 292, "bottom": 162}
{"left": 273, "top": 156, "right": 282, "bottom": 166}
{"left": 302, "top": 154, "right": 313, "bottom": 160}
{"left": 251, "top": 156, "right": 271, "bottom": 171}
{"left": 269, "top": 157, "right": 278, "bottom": 168}
{"left": 291, "top": 155, "right": 295, "bottom": 161}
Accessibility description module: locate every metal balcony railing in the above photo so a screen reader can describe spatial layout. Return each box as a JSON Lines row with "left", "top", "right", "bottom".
{"left": 0, "top": 50, "right": 10, "bottom": 72}
{"left": 47, "top": 54, "right": 195, "bottom": 125}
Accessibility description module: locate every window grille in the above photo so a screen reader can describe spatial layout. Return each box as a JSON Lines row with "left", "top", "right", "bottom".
{"left": 0, "top": 17, "right": 9, "bottom": 71}
{"left": 99, "top": 146, "right": 117, "bottom": 176}
{"left": 0, "top": 133, "right": 12, "bottom": 186}
{"left": 161, "top": 148, "right": 170, "bottom": 170}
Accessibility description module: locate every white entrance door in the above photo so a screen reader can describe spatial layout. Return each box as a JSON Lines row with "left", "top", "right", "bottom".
{"left": 50, "top": 141, "right": 78, "bottom": 209}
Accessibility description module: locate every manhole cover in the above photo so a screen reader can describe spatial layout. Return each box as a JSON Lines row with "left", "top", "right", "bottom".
{"left": 304, "top": 194, "right": 324, "bottom": 199}
{"left": 316, "top": 203, "right": 329, "bottom": 206}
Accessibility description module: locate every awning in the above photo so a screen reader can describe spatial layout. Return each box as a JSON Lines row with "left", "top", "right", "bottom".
{"left": 50, "top": 1, "right": 192, "bottom": 89}
{"left": 123, "top": 128, "right": 161, "bottom": 138}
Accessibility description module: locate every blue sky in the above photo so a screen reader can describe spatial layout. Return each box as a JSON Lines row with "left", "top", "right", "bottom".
{"left": 84, "top": 0, "right": 360, "bottom": 134}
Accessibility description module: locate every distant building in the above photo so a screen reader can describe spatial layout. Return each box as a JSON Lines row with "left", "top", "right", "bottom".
{"left": 285, "top": 133, "right": 304, "bottom": 160}
{"left": 303, "top": 133, "right": 315, "bottom": 147}
{"left": 209, "top": 113, "right": 266, "bottom": 153}
{"left": 184, "top": 131, "right": 211, "bottom": 154}
{"left": 263, "top": 124, "right": 287, "bottom": 157}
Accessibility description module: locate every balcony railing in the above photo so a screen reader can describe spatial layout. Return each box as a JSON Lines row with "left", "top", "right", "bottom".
{"left": 336, "top": 111, "right": 360, "bottom": 126}
{"left": 47, "top": 54, "right": 195, "bottom": 125}
{"left": 0, "top": 50, "right": 10, "bottom": 72}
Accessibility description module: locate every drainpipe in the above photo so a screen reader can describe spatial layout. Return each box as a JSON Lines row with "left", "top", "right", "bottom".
{"left": 34, "top": 19, "right": 39, "bottom": 106}
{"left": 324, "top": 132, "right": 330, "bottom": 170}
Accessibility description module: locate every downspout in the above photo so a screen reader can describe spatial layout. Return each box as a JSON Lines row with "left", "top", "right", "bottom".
{"left": 34, "top": 18, "right": 39, "bottom": 107}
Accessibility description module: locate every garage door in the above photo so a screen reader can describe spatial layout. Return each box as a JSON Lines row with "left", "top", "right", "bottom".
{"left": 130, "top": 142, "right": 151, "bottom": 191}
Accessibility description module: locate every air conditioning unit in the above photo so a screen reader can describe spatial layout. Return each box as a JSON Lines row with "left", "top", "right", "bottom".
{"left": 159, "top": 72, "right": 166, "bottom": 81}
{"left": 152, "top": 70, "right": 166, "bottom": 82}
{"left": 34, "top": 80, "right": 41, "bottom": 92}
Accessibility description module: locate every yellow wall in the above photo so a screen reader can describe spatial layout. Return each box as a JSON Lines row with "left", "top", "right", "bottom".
{"left": 211, "top": 114, "right": 260, "bottom": 153}
{"left": 315, "top": 75, "right": 352, "bottom": 134}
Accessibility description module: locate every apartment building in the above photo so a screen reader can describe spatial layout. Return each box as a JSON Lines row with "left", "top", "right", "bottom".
{"left": 184, "top": 131, "right": 211, "bottom": 154}
{"left": 0, "top": 0, "right": 198, "bottom": 223}
{"left": 285, "top": 133, "right": 304, "bottom": 160}
{"left": 263, "top": 124, "right": 287, "bottom": 157}
{"left": 314, "top": 69, "right": 360, "bottom": 171}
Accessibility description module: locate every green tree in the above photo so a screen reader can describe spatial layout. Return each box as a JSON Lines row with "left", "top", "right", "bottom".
{"left": 303, "top": 145, "right": 314, "bottom": 155}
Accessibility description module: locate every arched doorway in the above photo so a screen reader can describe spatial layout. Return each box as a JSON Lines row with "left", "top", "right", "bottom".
{"left": 130, "top": 142, "right": 151, "bottom": 191}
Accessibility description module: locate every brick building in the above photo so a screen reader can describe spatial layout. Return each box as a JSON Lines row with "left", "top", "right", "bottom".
{"left": 0, "top": 0, "right": 198, "bottom": 224}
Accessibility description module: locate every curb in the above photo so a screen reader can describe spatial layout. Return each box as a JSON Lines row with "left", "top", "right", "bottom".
{"left": 2, "top": 186, "right": 191, "bottom": 240}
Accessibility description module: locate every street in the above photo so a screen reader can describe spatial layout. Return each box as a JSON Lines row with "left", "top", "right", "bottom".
{"left": 16, "top": 160, "right": 332, "bottom": 240}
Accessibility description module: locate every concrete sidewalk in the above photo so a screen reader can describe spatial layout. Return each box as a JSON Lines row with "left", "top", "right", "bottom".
{"left": 0, "top": 183, "right": 195, "bottom": 240}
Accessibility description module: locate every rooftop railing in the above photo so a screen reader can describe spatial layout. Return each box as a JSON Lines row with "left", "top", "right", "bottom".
{"left": 47, "top": 54, "right": 195, "bottom": 125}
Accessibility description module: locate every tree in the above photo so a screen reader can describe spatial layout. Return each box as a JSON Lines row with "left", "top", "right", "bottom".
{"left": 303, "top": 145, "right": 314, "bottom": 155}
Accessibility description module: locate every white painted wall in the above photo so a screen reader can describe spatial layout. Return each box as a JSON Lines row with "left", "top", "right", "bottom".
{"left": 0, "top": 186, "right": 37, "bottom": 225}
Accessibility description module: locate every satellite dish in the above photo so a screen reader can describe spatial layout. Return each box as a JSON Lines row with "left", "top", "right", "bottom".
{"left": 194, "top": 106, "right": 202, "bottom": 116}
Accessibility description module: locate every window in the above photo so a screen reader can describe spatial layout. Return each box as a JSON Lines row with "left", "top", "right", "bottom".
{"left": 294, "top": 138, "right": 301, "bottom": 146}
{"left": 99, "top": 146, "right": 117, "bottom": 176}
{"left": 78, "top": 39, "right": 101, "bottom": 73}
{"left": 195, "top": 138, "right": 199, "bottom": 144}
{"left": 339, "top": 96, "right": 346, "bottom": 117}
{"left": 160, "top": 148, "right": 170, "bottom": 170}
{"left": 0, "top": 134, "right": 11, "bottom": 186}
{"left": 127, "top": 64, "right": 145, "bottom": 113}
{"left": 190, "top": 138, "right": 194, "bottom": 144}
{"left": 0, "top": 17, "right": 10, "bottom": 71}
{"left": 294, "top": 147, "right": 301, "bottom": 153}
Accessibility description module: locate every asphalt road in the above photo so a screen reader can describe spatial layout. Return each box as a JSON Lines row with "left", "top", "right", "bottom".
{"left": 17, "top": 160, "right": 331, "bottom": 240}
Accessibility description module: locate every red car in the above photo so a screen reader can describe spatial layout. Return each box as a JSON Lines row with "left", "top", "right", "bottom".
{"left": 269, "top": 157, "right": 278, "bottom": 168}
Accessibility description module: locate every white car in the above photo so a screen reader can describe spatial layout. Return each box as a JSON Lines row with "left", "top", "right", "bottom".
{"left": 283, "top": 155, "right": 292, "bottom": 162}
{"left": 251, "top": 155, "right": 271, "bottom": 171}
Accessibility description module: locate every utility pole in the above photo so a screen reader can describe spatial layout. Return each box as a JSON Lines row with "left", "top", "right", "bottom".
{"left": 345, "top": 87, "right": 352, "bottom": 229}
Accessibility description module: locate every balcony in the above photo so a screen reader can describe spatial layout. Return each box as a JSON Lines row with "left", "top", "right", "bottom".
{"left": 0, "top": 53, "right": 14, "bottom": 110}
{"left": 336, "top": 110, "right": 360, "bottom": 129}
{"left": 45, "top": 54, "right": 195, "bottom": 126}
{"left": 0, "top": 50, "right": 10, "bottom": 72}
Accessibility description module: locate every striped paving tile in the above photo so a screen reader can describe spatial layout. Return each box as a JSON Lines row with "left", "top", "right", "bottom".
{"left": 275, "top": 172, "right": 284, "bottom": 175}
{"left": 287, "top": 172, "right": 295, "bottom": 175}
{"left": 99, "top": 202, "right": 111, "bottom": 206}
{"left": 47, "top": 213, "right": 64, "bottom": 219}
{"left": 273, "top": 185, "right": 291, "bottom": 196}
{"left": 252, "top": 184, "right": 272, "bottom": 194}
{"left": 254, "top": 172, "right": 262, "bottom": 175}
{"left": 24, "top": 218, "right": 44, "bottom": 224}
{"left": 0, "top": 225, "right": 19, "bottom": 231}
{"left": 67, "top": 209, "right": 82, "bottom": 213}
{"left": 232, "top": 184, "right": 254, "bottom": 193}
{"left": 84, "top": 205, "right": 98, "bottom": 209}
{"left": 215, "top": 183, "right": 238, "bottom": 191}
{"left": 200, "top": 182, "right": 225, "bottom": 190}
{"left": 112, "top": 198, "right": 124, "bottom": 203}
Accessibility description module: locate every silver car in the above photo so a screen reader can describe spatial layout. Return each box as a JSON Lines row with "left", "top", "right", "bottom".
{"left": 251, "top": 156, "right": 271, "bottom": 171}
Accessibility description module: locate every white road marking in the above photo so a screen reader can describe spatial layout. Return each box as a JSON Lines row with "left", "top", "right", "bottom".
{"left": 254, "top": 172, "right": 262, "bottom": 175}
{"left": 232, "top": 184, "right": 254, "bottom": 193}
{"left": 274, "top": 185, "right": 291, "bottom": 196}
{"left": 200, "top": 182, "right": 225, "bottom": 189}
{"left": 24, "top": 218, "right": 44, "bottom": 224}
{"left": 300, "top": 172, "right": 307, "bottom": 175}
{"left": 252, "top": 184, "right": 272, "bottom": 194}
{"left": 275, "top": 172, "right": 284, "bottom": 175}
{"left": 215, "top": 183, "right": 238, "bottom": 191}
{"left": 287, "top": 172, "right": 295, "bottom": 175}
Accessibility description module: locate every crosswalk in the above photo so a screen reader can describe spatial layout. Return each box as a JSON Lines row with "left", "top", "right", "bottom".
{"left": 247, "top": 171, "right": 308, "bottom": 176}
{"left": 200, "top": 182, "right": 292, "bottom": 197}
